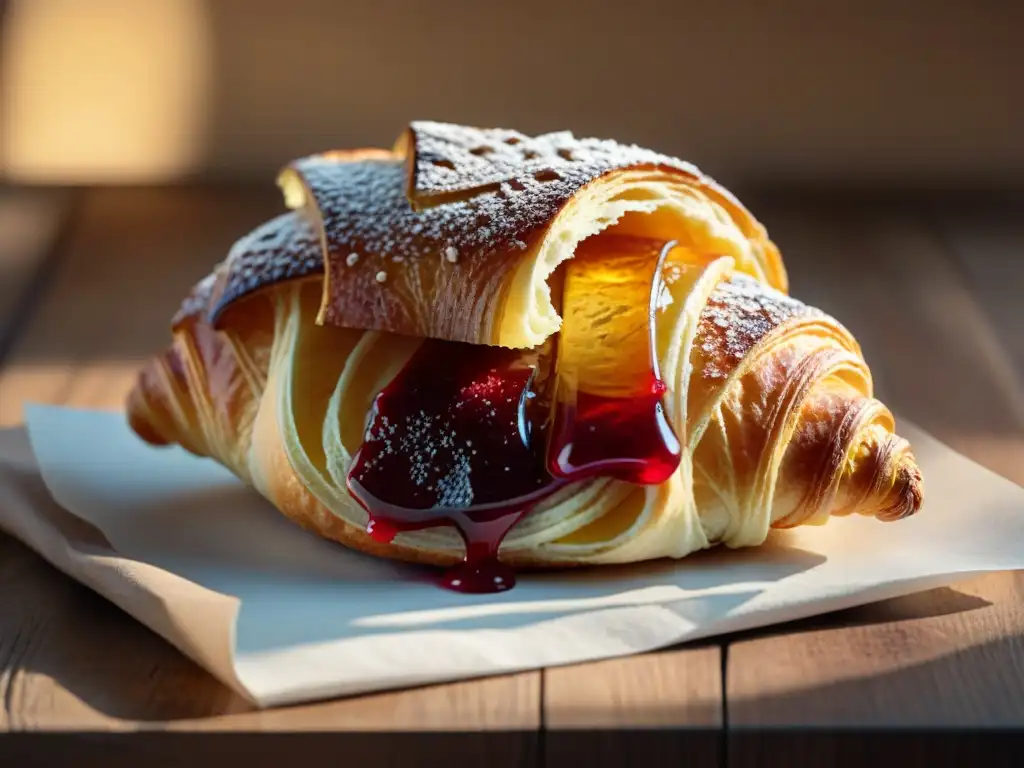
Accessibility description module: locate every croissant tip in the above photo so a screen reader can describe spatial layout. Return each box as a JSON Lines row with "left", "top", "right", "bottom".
{"left": 877, "top": 451, "right": 924, "bottom": 522}
{"left": 125, "top": 367, "right": 171, "bottom": 447}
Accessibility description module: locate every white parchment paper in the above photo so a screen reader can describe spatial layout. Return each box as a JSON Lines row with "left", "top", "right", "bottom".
{"left": 1, "top": 403, "right": 1022, "bottom": 708}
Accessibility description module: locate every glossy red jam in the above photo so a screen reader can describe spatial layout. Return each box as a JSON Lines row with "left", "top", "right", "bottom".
{"left": 346, "top": 342, "right": 565, "bottom": 593}
{"left": 547, "top": 374, "right": 679, "bottom": 485}
{"left": 346, "top": 240, "right": 683, "bottom": 593}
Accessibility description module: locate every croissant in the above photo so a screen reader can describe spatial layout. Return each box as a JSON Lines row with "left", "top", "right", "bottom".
{"left": 126, "top": 121, "right": 923, "bottom": 593}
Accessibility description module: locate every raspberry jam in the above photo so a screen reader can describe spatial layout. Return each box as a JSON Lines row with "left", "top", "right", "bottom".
{"left": 346, "top": 239, "right": 683, "bottom": 593}
{"left": 346, "top": 342, "right": 564, "bottom": 593}
{"left": 548, "top": 238, "right": 681, "bottom": 485}
{"left": 547, "top": 374, "right": 680, "bottom": 485}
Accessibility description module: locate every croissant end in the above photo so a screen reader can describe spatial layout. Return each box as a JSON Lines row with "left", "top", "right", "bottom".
{"left": 777, "top": 418, "right": 925, "bottom": 530}
{"left": 870, "top": 439, "right": 924, "bottom": 523}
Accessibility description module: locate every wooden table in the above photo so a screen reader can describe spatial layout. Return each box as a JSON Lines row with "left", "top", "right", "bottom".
{"left": 0, "top": 184, "right": 1022, "bottom": 766}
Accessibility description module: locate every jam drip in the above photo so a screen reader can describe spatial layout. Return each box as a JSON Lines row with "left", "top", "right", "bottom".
{"left": 549, "top": 374, "right": 680, "bottom": 485}
{"left": 548, "top": 238, "right": 682, "bottom": 485}
{"left": 347, "top": 342, "right": 565, "bottom": 593}
{"left": 346, "top": 237, "right": 684, "bottom": 594}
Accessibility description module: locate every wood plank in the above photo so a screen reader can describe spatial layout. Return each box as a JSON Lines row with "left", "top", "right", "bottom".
{"left": 0, "top": 187, "right": 541, "bottom": 765}
{"left": 725, "top": 196, "right": 1024, "bottom": 764}
{"left": 0, "top": 188, "right": 72, "bottom": 353}
{"left": 543, "top": 646, "right": 722, "bottom": 767}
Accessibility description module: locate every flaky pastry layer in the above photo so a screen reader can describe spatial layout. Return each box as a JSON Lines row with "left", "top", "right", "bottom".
{"left": 199, "top": 122, "right": 786, "bottom": 349}
{"left": 130, "top": 259, "right": 922, "bottom": 568}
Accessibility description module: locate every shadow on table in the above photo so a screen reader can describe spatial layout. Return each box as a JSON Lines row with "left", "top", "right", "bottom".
{"left": 719, "top": 586, "right": 993, "bottom": 644}
{"left": 727, "top": 631, "right": 1024, "bottom": 728}
{"left": 724, "top": 631, "right": 1024, "bottom": 767}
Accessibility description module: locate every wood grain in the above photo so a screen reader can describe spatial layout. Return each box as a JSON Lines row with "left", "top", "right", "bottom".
{"left": 0, "top": 188, "right": 541, "bottom": 765}
{"left": 544, "top": 647, "right": 722, "bottom": 767}
{"left": 725, "top": 196, "right": 1024, "bottom": 765}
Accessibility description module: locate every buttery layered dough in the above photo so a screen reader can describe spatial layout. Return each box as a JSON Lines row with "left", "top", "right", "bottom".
{"left": 127, "top": 121, "right": 923, "bottom": 570}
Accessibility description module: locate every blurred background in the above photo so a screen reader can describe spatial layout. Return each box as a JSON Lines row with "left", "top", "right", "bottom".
{"left": 2, "top": 0, "right": 1023, "bottom": 188}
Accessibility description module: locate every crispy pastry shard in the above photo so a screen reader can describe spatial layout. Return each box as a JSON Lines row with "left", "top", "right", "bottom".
{"left": 199, "top": 121, "right": 786, "bottom": 347}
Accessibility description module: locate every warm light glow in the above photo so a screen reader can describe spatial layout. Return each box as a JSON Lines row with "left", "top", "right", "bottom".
{"left": 1, "top": 0, "right": 213, "bottom": 182}
{"left": 0, "top": 362, "right": 144, "bottom": 427}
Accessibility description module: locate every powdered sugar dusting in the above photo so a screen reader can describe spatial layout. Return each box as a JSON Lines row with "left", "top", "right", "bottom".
{"left": 408, "top": 120, "right": 702, "bottom": 204}
{"left": 288, "top": 122, "right": 716, "bottom": 329}
{"left": 291, "top": 154, "right": 564, "bottom": 270}
{"left": 350, "top": 343, "right": 552, "bottom": 513}
{"left": 696, "top": 274, "right": 817, "bottom": 380}
{"left": 174, "top": 121, "right": 750, "bottom": 334}
{"left": 208, "top": 212, "right": 323, "bottom": 324}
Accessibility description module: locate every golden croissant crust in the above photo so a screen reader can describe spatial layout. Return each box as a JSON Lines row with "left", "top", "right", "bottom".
{"left": 128, "top": 121, "right": 923, "bottom": 580}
